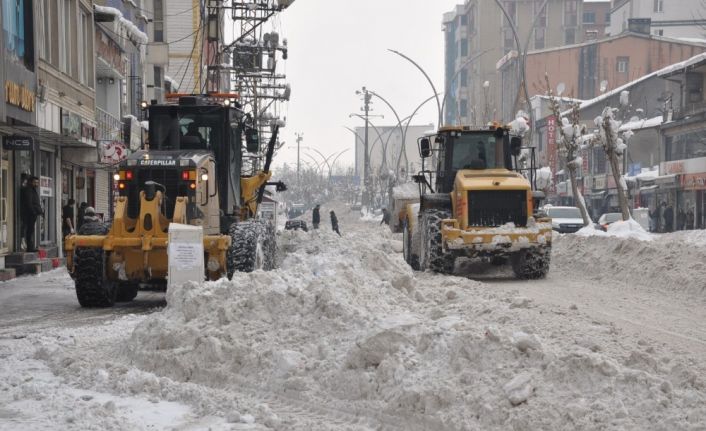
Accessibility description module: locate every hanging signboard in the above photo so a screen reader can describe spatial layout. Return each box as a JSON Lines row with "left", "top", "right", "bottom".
{"left": 2, "top": 135, "right": 33, "bottom": 151}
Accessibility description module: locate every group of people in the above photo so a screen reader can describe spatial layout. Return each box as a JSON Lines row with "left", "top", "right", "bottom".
{"left": 649, "top": 201, "right": 696, "bottom": 233}
{"left": 311, "top": 204, "right": 341, "bottom": 236}
{"left": 61, "top": 200, "right": 101, "bottom": 238}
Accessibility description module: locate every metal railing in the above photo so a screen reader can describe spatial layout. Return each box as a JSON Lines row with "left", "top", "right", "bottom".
{"left": 674, "top": 99, "right": 706, "bottom": 120}
{"left": 96, "top": 107, "right": 123, "bottom": 141}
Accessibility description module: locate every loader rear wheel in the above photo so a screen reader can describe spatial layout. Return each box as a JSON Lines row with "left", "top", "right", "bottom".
{"left": 74, "top": 247, "right": 116, "bottom": 307}
{"left": 419, "top": 209, "right": 455, "bottom": 274}
{"left": 116, "top": 283, "right": 139, "bottom": 302}
{"left": 511, "top": 246, "right": 551, "bottom": 280}
{"left": 402, "top": 219, "right": 419, "bottom": 270}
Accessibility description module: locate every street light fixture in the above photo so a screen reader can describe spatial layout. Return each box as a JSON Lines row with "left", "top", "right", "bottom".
{"left": 387, "top": 49, "right": 443, "bottom": 127}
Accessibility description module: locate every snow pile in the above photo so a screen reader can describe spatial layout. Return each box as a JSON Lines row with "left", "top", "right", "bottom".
{"left": 95, "top": 5, "right": 149, "bottom": 45}
{"left": 392, "top": 181, "right": 419, "bottom": 200}
{"left": 104, "top": 224, "right": 706, "bottom": 429}
{"left": 554, "top": 230, "right": 706, "bottom": 294}
{"left": 576, "top": 218, "right": 652, "bottom": 242}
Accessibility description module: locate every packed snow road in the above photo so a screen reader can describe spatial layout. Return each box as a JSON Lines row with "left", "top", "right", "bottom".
{"left": 1, "top": 206, "right": 705, "bottom": 430}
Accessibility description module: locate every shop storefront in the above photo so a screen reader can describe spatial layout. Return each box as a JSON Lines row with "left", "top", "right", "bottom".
{"left": 662, "top": 157, "right": 706, "bottom": 230}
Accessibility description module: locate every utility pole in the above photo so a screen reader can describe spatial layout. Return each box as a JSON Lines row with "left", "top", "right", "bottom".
{"left": 362, "top": 87, "right": 372, "bottom": 208}
{"left": 295, "top": 132, "right": 303, "bottom": 181}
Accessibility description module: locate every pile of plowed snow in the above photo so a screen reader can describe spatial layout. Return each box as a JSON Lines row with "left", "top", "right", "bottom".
{"left": 554, "top": 230, "right": 706, "bottom": 294}
{"left": 119, "top": 225, "right": 706, "bottom": 429}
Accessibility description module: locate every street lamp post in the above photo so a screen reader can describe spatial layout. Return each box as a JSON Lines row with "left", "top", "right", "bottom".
{"left": 363, "top": 89, "right": 407, "bottom": 182}
{"left": 387, "top": 49, "right": 443, "bottom": 127}
{"left": 295, "top": 132, "right": 303, "bottom": 181}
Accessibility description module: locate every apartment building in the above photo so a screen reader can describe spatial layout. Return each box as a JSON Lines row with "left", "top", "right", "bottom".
{"left": 609, "top": 0, "right": 706, "bottom": 38}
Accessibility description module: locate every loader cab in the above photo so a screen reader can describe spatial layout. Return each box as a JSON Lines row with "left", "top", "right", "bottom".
{"left": 426, "top": 127, "right": 513, "bottom": 194}
{"left": 144, "top": 100, "right": 244, "bottom": 221}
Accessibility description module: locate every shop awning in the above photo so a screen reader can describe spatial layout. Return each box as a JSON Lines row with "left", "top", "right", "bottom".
{"left": 590, "top": 191, "right": 606, "bottom": 198}
{"left": 655, "top": 174, "right": 678, "bottom": 185}
{"left": 639, "top": 185, "right": 659, "bottom": 192}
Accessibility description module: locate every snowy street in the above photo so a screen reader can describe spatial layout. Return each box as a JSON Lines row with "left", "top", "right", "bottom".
{"left": 1, "top": 206, "right": 706, "bottom": 430}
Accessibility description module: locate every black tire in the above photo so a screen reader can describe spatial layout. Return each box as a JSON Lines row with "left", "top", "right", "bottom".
{"left": 116, "top": 283, "right": 139, "bottom": 302}
{"left": 74, "top": 247, "right": 116, "bottom": 307}
{"left": 402, "top": 219, "right": 420, "bottom": 270}
{"left": 419, "top": 209, "right": 455, "bottom": 273}
{"left": 511, "top": 246, "right": 551, "bottom": 279}
{"left": 227, "top": 219, "right": 276, "bottom": 277}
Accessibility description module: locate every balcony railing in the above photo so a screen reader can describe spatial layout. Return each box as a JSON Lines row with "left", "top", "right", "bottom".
{"left": 674, "top": 98, "right": 706, "bottom": 120}
{"left": 96, "top": 107, "right": 123, "bottom": 142}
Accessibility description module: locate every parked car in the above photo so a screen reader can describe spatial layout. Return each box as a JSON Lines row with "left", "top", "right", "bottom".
{"left": 544, "top": 206, "right": 585, "bottom": 233}
{"left": 285, "top": 220, "right": 308, "bottom": 232}
{"left": 598, "top": 212, "right": 623, "bottom": 231}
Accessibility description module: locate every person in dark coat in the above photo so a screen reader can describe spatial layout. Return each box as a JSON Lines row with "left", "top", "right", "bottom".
{"left": 649, "top": 204, "right": 661, "bottom": 233}
{"left": 663, "top": 202, "right": 674, "bottom": 232}
{"left": 20, "top": 175, "right": 43, "bottom": 252}
{"left": 677, "top": 207, "right": 686, "bottom": 231}
{"left": 380, "top": 208, "right": 391, "bottom": 225}
{"left": 312, "top": 204, "right": 321, "bottom": 229}
{"left": 62, "top": 198, "right": 76, "bottom": 238}
{"left": 78, "top": 206, "right": 108, "bottom": 235}
{"left": 686, "top": 207, "right": 695, "bottom": 230}
{"left": 329, "top": 210, "right": 341, "bottom": 236}
{"left": 77, "top": 202, "right": 88, "bottom": 231}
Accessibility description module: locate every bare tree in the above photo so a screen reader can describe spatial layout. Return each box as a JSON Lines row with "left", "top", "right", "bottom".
{"left": 544, "top": 74, "right": 591, "bottom": 226}
{"left": 594, "top": 107, "right": 631, "bottom": 221}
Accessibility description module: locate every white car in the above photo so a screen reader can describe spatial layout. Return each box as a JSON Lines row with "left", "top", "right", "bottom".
{"left": 544, "top": 206, "right": 585, "bottom": 233}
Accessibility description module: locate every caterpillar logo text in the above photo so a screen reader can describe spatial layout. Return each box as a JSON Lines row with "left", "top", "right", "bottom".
{"left": 139, "top": 159, "right": 176, "bottom": 166}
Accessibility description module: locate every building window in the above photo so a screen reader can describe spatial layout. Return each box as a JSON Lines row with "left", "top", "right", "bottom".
{"left": 460, "top": 14, "right": 467, "bottom": 26}
{"left": 583, "top": 12, "right": 596, "bottom": 24}
{"left": 534, "top": 1, "right": 547, "bottom": 27}
{"left": 606, "top": 12, "right": 611, "bottom": 24}
{"left": 565, "top": 28, "right": 576, "bottom": 45}
{"left": 654, "top": 0, "right": 664, "bottom": 12}
{"left": 460, "top": 99, "right": 468, "bottom": 118}
{"left": 617, "top": 56, "right": 629, "bottom": 73}
{"left": 564, "top": 0, "right": 578, "bottom": 27}
{"left": 502, "top": 1, "right": 516, "bottom": 28}
{"left": 39, "top": 0, "right": 51, "bottom": 61}
{"left": 2, "top": 0, "right": 34, "bottom": 70}
{"left": 153, "top": 0, "right": 164, "bottom": 42}
{"left": 78, "top": 10, "right": 90, "bottom": 85}
{"left": 460, "top": 39, "right": 468, "bottom": 57}
{"left": 59, "top": 0, "right": 75, "bottom": 76}
{"left": 154, "top": 66, "right": 163, "bottom": 88}
{"left": 504, "top": 28, "right": 514, "bottom": 50}
{"left": 535, "top": 27, "right": 546, "bottom": 50}
{"left": 460, "top": 69, "right": 468, "bottom": 88}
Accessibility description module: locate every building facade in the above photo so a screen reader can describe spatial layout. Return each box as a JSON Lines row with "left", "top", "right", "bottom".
{"left": 166, "top": 0, "right": 204, "bottom": 95}
{"left": 443, "top": 0, "right": 602, "bottom": 127}
{"left": 609, "top": 0, "right": 706, "bottom": 38}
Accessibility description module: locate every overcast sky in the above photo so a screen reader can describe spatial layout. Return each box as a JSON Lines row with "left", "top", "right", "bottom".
{"left": 272, "top": 0, "right": 462, "bottom": 171}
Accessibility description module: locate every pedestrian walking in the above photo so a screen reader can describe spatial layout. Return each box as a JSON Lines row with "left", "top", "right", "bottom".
{"left": 686, "top": 207, "right": 695, "bottom": 230}
{"left": 312, "top": 204, "right": 320, "bottom": 229}
{"left": 380, "top": 208, "right": 391, "bottom": 226}
{"left": 62, "top": 198, "right": 76, "bottom": 238}
{"left": 329, "top": 210, "right": 341, "bottom": 236}
{"left": 20, "top": 175, "right": 43, "bottom": 252}
{"left": 677, "top": 208, "right": 686, "bottom": 231}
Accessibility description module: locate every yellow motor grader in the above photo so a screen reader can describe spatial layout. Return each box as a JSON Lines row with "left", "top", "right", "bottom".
{"left": 64, "top": 94, "right": 285, "bottom": 307}
{"left": 400, "top": 124, "right": 552, "bottom": 279}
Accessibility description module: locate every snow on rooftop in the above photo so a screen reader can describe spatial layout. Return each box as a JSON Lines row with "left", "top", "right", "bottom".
{"left": 619, "top": 115, "right": 663, "bottom": 131}
{"left": 95, "top": 5, "right": 149, "bottom": 45}
{"left": 657, "top": 51, "right": 706, "bottom": 77}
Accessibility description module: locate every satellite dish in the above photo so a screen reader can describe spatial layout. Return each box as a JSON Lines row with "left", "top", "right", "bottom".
{"left": 556, "top": 82, "right": 566, "bottom": 96}
{"left": 600, "top": 80, "right": 608, "bottom": 93}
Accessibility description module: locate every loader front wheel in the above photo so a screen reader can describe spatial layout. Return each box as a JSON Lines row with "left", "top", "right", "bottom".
{"left": 419, "top": 209, "right": 455, "bottom": 274}
{"left": 511, "top": 246, "right": 551, "bottom": 280}
{"left": 227, "top": 220, "right": 276, "bottom": 277}
{"left": 74, "top": 247, "right": 116, "bottom": 307}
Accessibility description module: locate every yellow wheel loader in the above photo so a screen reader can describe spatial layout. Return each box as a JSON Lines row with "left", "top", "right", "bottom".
{"left": 64, "top": 95, "right": 286, "bottom": 307}
{"left": 400, "top": 124, "right": 552, "bottom": 279}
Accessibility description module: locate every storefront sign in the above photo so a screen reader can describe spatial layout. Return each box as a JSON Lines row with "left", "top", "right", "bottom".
{"left": 96, "top": 29, "right": 127, "bottom": 76}
{"left": 594, "top": 174, "right": 606, "bottom": 190}
{"left": 5, "top": 81, "right": 35, "bottom": 112}
{"left": 661, "top": 157, "right": 706, "bottom": 175}
{"left": 2, "top": 135, "right": 33, "bottom": 150}
{"left": 547, "top": 116, "right": 557, "bottom": 193}
{"left": 40, "top": 176, "right": 53, "bottom": 197}
{"left": 61, "top": 110, "right": 81, "bottom": 139}
{"left": 99, "top": 141, "right": 127, "bottom": 164}
{"left": 681, "top": 173, "right": 706, "bottom": 190}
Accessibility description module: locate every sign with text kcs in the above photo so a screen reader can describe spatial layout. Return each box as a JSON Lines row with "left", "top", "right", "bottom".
{"left": 2, "top": 135, "right": 33, "bottom": 151}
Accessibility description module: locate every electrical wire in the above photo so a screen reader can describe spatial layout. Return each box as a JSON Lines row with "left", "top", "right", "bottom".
{"left": 97, "top": 21, "right": 202, "bottom": 48}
